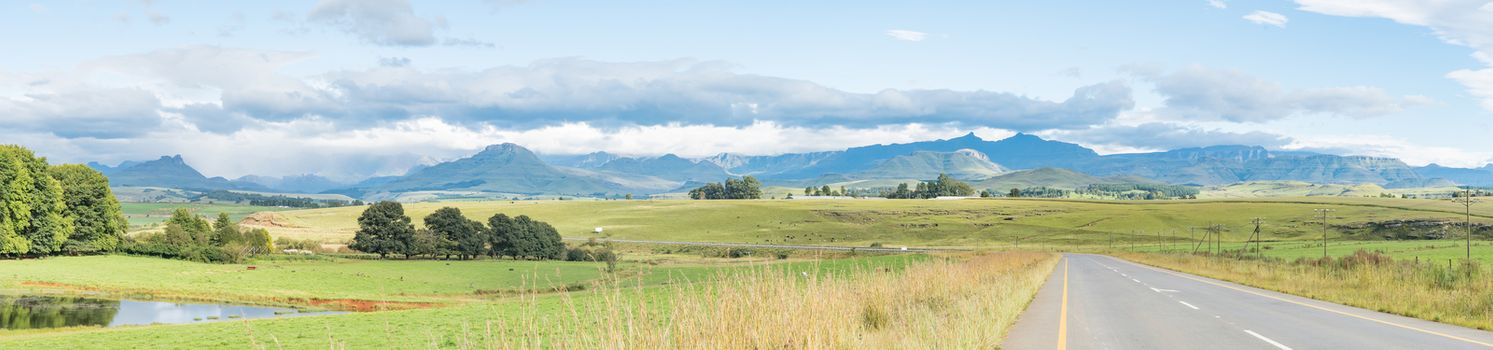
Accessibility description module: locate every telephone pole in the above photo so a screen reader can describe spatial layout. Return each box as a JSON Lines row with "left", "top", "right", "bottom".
{"left": 1248, "top": 218, "right": 1264, "bottom": 258}
{"left": 1457, "top": 188, "right": 1476, "bottom": 261}
{"left": 1315, "top": 209, "right": 1335, "bottom": 259}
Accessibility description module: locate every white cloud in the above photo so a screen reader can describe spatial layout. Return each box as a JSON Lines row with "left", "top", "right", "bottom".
{"left": 308, "top": 0, "right": 438, "bottom": 46}
{"left": 1282, "top": 134, "right": 1492, "bottom": 167}
{"left": 1208, "top": 0, "right": 1227, "bottom": 9}
{"left": 885, "top": 29, "right": 928, "bottom": 42}
{"left": 1139, "top": 66, "right": 1414, "bottom": 122}
{"left": 1243, "top": 10, "right": 1289, "bottom": 27}
{"left": 1297, "top": 0, "right": 1493, "bottom": 110}
{"left": 3, "top": 47, "right": 1133, "bottom": 136}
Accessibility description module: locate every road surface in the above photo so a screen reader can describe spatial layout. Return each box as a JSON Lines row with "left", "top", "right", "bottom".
{"left": 1004, "top": 254, "right": 1493, "bottom": 349}
{"left": 560, "top": 237, "right": 962, "bottom": 253}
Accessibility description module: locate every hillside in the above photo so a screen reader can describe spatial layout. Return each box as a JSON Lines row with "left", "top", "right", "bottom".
{"left": 971, "top": 168, "right": 1105, "bottom": 190}
{"left": 338, "top": 144, "right": 626, "bottom": 199}
{"left": 851, "top": 149, "right": 1008, "bottom": 181}
{"left": 89, "top": 155, "right": 268, "bottom": 191}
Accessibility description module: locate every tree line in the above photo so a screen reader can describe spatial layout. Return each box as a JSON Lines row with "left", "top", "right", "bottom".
{"left": 1000, "top": 184, "right": 1199, "bottom": 200}
{"left": 125, "top": 210, "right": 274, "bottom": 263}
{"left": 688, "top": 176, "right": 763, "bottom": 200}
{"left": 350, "top": 202, "right": 571, "bottom": 260}
{"left": 0, "top": 146, "right": 128, "bottom": 257}
{"left": 197, "top": 190, "right": 362, "bottom": 208}
{"left": 885, "top": 174, "right": 976, "bottom": 199}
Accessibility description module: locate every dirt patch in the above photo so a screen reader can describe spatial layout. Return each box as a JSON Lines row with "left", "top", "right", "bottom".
{"left": 301, "top": 298, "right": 440, "bottom": 312}
{"left": 20, "top": 281, "right": 82, "bottom": 289}
{"left": 240, "top": 212, "right": 298, "bottom": 228}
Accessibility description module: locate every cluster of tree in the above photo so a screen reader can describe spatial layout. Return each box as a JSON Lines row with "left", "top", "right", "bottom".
{"left": 688, "top": 176, "right": 763, "bottom": 200}
{"left": 803, "top": 185, "right": 855, "bottom": 197}
{"left": 998, "top": 184, "right": 1199, "bottom": 200}
{"left": 124, "top": 210, "right": 274, "bottom": 263}
{"left": 0, "top": 146, "right": 128, "bottom": 257}
{"left": 350, "top": 202, "right": 567, "bottom": 260}
{"left": 196, "top": 190, "right": 361, "bottom": 208}
{"left": 885, "top": 174, "right": 976, "bottom": 199}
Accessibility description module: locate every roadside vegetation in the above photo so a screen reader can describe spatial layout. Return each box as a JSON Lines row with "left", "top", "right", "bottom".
{"left": 1119, "top": 250, "right": 1493, "bottom": 331}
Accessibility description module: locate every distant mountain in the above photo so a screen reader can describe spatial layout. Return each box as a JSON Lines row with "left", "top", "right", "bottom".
{"left": 237, "top": 174, "right": 348, "bottom": 194}
{"left": 972, "top": 168, "right": 1106, "bottom": 190}
{"left": 89, "top": 155, "right": 268, "bottom": 191}
{"left": 1073, "top": 146, "right": 1425, "bottom": 186}
{"left": 337, "top": 143, "right": 627, "bottom": 198}
{"left": 593, "top": 154, "right": 729, "bottom": 182}
{"left": 1415, "top": 164, "right": 1493, "bottom": 187}
{"left": 851, "top": 149, "right": 1008, "bottom": 181}
{"left": 542, "top": 151, "right": 622, "bottom": 168}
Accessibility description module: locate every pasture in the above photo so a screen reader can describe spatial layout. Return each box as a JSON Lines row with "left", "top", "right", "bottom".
{"left": 246, "top": 197, "right": 1493, "bottom": 248}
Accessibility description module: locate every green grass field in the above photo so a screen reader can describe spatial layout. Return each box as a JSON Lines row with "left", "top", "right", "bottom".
{"left": 0, "top": 253, "right": 927, "bottom": 348}
{"left": 249, "top": 197, "right": 1493, "bottom": 248}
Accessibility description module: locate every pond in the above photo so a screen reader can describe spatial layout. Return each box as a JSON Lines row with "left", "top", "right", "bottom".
{"left": 0, "top": 295, "right": 344, "bottom": 330}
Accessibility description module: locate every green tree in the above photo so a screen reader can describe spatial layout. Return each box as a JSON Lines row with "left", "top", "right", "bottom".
{"left": 820, "top": 185, "right": 832, "bottom": 197}
{"left": 165, "top": 209, "right": 212, "bottom": 245}
{"left": 425, "top": 207, "right": 485, "bottom": 260}
{"left": 486, "top": 213, "right": 518, "bottom": 259}
{"left": 350, "top": 201, "right": 416, "bottom": 259}
{"left": 211, "top": 212, "right": 244, "bottom": 246}
{"left": 1009, "top": 188, "right": 1022, "bottom": 198}
{"left": 0, "top": 154, "right": 34, "bottom": 255}
{"left": 50, "top": 164, "right": 126, "bottom": 254}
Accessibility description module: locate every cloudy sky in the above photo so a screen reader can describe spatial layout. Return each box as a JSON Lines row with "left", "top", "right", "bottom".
{"left": 4, "top": 0, "right": 1493, "bottom": 180}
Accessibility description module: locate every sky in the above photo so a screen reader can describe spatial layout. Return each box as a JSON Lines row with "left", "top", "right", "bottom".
{"left": 3, "top": 0, "right": 1493, "bottom": 181}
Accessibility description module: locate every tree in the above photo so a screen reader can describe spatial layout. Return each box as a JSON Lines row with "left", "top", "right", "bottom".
{"left": 0, "top": 154, "right": 35, "bottom": 255}
{"left": 689, "top": 176, "right": 762, "bottom": 200}
{"left": 242, "top": 228, "right": 275, "bottom": 255}
{"left": 211, "top": 212, "right": 243, "bottom": 247}
{"left": 804, "top": 187, "right": 813, "bottom": 196}
{"left": 624, "top": 193, "right": 633, "bottom": 200}
{"left": 425, "top": 207, "right": 485, "bottom": 260}
{"left": 350, "top": 201, "right": 416, "bottom": 259}
{"left": 0, "top": 146, "right": 74, "bottom": 256}
{"left": 163, "top": 208, "right": 212, "bottom": 246}
{"left": 410, "top": 228, "right": 444, "bottom": 259}
{"left": 486, "top": 213, "right": 518, "bottom": 258}
{"left": 50, "top": 164, "right": 126, "bottom": 254}
{"left": 1009, "top": 188, "right": 1022, "bottom": 198}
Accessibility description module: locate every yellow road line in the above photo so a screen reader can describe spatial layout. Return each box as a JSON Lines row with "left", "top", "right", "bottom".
{"left": 1116, "top": 256, "right": 1493, "bottom": 348}
{"left": 1058, "top": 257, "right": 1069, "bottom": 350}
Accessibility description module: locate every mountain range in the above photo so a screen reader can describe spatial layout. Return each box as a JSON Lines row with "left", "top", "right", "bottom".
{"left": 87, "top": 133, "right": 1493, "bottom": 200}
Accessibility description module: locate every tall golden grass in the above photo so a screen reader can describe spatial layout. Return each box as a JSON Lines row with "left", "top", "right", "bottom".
{"left": 1120, "top": 250, "right": 1493, "bottom": 331}
{"left": 465, "top": 252, "right": 1057, "bottom": 349}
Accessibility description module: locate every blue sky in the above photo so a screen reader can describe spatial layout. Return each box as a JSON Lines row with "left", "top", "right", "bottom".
{"left": 3, "top": 0, "right": 1492, "bottom": 180}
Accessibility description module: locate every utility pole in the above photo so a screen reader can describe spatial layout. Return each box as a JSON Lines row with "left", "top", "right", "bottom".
{"left": 1248, "top": 218, "right": 1264, "bottom": 258}
{"left": 1457, "top": 188, "right": 1476, "bottom": 262}
{"left": 1315, "top": 209, "right": 1335, "bottom": 259}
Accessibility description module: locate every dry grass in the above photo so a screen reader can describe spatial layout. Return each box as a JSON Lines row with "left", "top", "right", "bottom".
{"left": 1120, "top": 250, "right": 1493, "bottom": 330}
{"left": 460, "top": 251, "right": 1057, "bottom": 349}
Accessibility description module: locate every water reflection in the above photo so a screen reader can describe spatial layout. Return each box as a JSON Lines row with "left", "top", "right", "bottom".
{"left": 0, "top": 295, "right": 342, "bottom": 330}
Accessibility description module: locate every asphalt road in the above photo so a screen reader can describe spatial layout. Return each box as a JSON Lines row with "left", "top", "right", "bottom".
{"left": 1004, "top": 254, "right": 1493, "bottom": 350}
{"left": 560, "top": 237, "right": 961, "bottom": 253}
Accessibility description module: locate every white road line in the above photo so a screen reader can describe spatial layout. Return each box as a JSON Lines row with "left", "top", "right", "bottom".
{"left": 1178, "top": 301, "right": 1200, "bottom": 310}
{"left": 1131, "top": 278, "right": 1141, "bottom": 283}
{"left": 1149, "top": 287, "right": 1179, "bottom": 293}
{"left": 1244, "top": 330, "right": 1294, "bottom": 350}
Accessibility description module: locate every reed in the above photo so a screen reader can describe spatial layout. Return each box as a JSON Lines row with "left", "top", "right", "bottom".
{"left": 466, "top": 251, "right": 1057, "bottom": 349}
